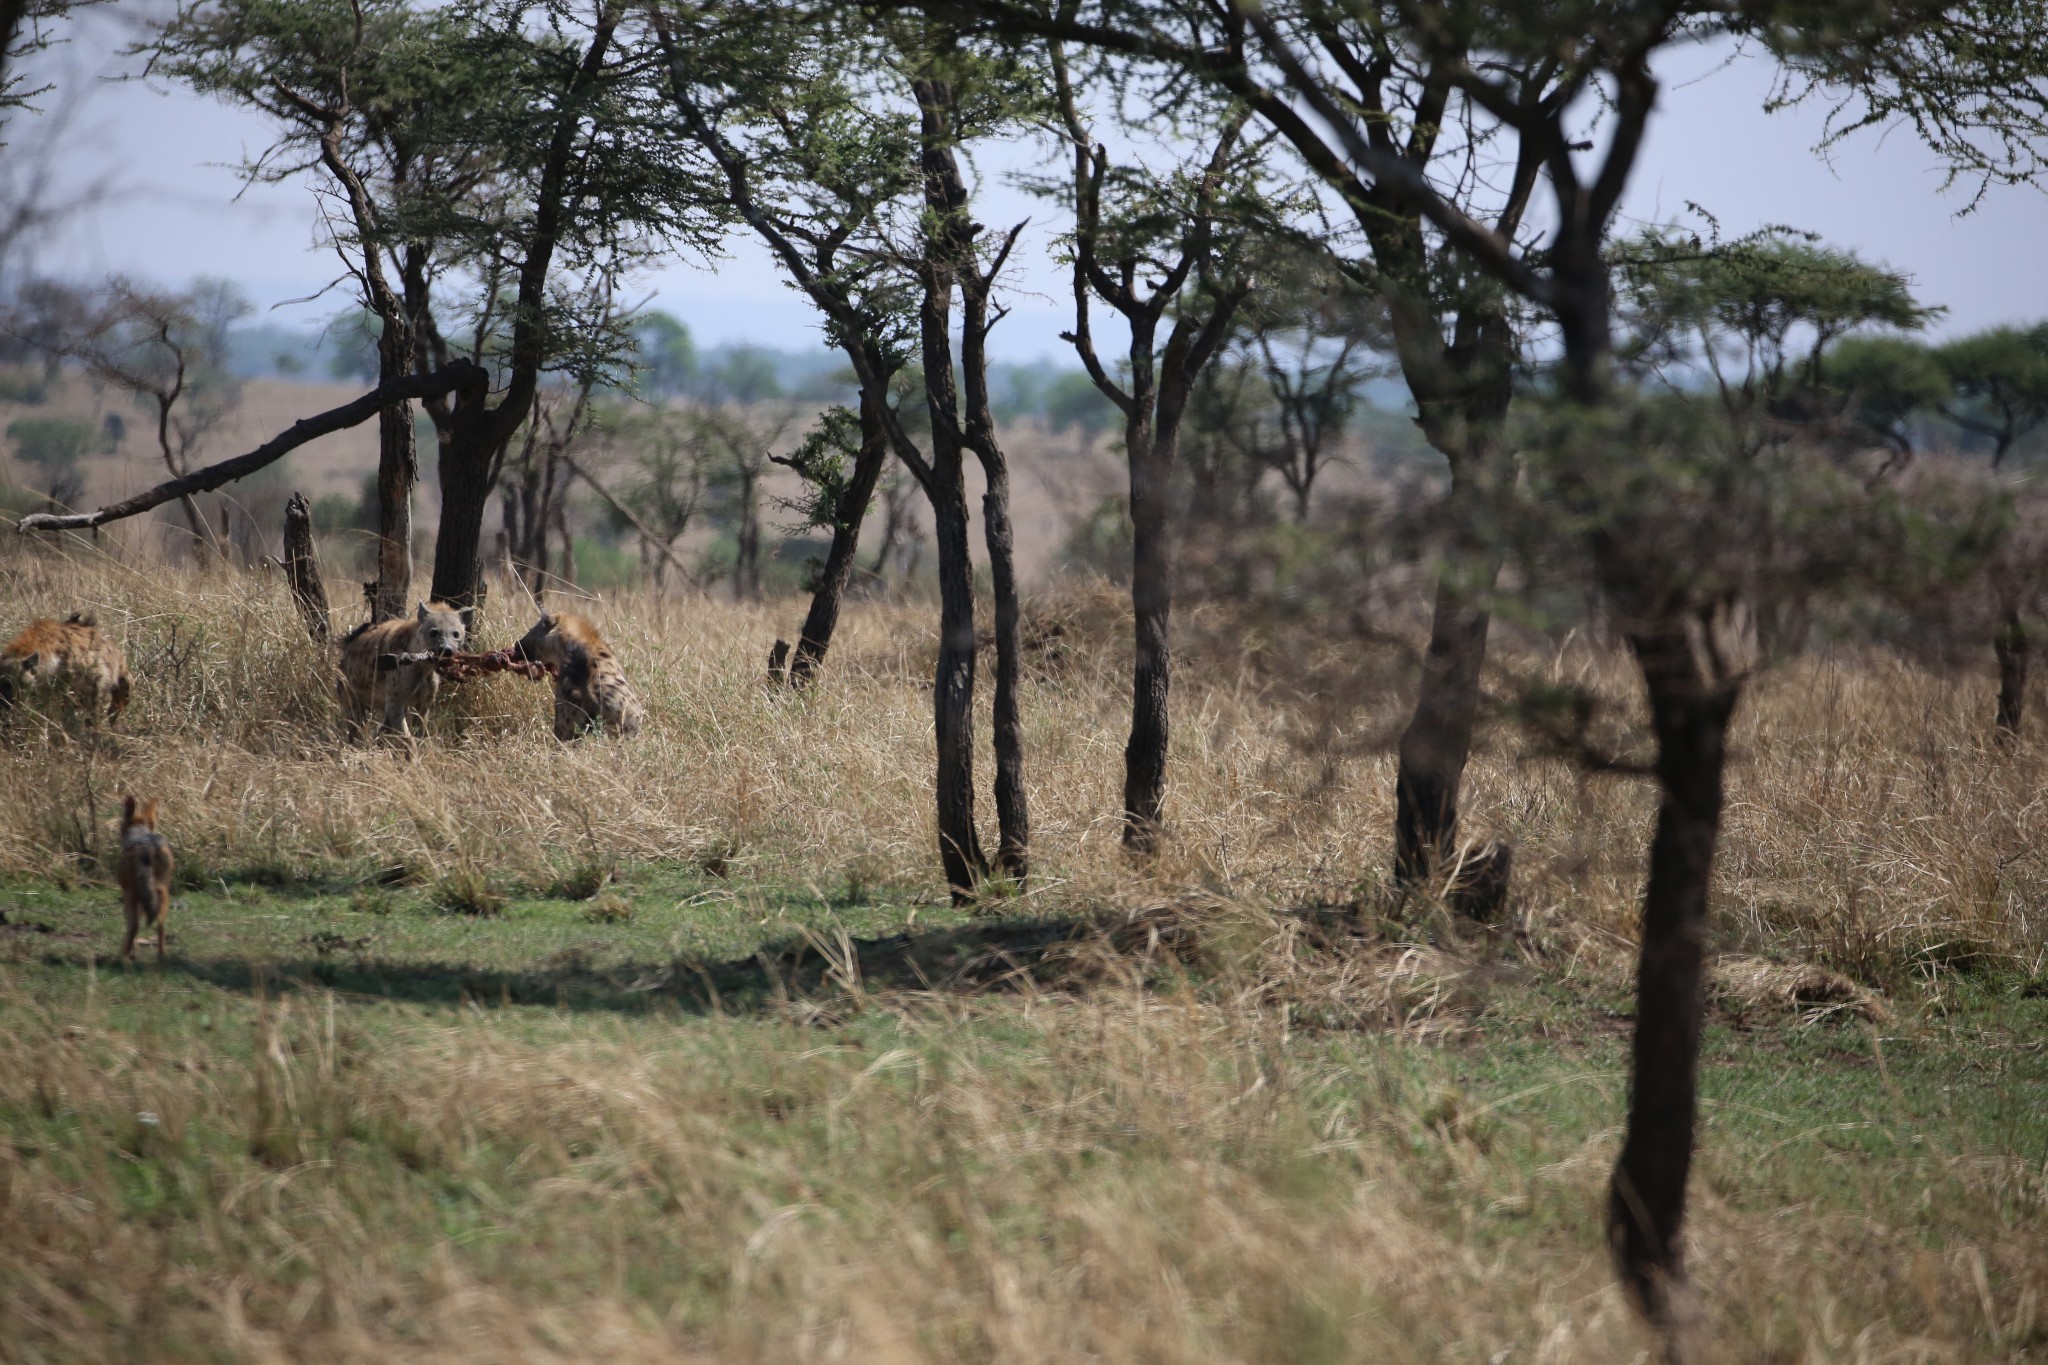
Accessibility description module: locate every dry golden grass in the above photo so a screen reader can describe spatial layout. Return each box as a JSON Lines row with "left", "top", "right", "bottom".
{"left": 4, "top": 538, "right": 2045, "bottom": 985}
{"left": 2, "top": 537, "right": 2046, "bottom": 1362}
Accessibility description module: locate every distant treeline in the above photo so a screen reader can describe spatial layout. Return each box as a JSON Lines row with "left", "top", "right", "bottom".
{"left": 224, "top": 308, "right": 1424, "bottom": 448}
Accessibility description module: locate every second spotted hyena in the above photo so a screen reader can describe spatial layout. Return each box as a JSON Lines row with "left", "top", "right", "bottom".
{"left": 0, "top": 613, "right": 131, "bottom": 723}
{"left": 511, "top": 611, "right": 644, "bottom": 740}
{"left": 337, "top": 601, "right": 470, "bottom": 744}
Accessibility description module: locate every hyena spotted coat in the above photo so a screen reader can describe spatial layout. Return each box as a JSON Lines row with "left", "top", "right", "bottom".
{"left": 512, "top": 612, "right": 644, "bottom": 740}
{"left": 0, "top": 613, "right": 131, "bottom": 722}
{"left": 337, "top": 601, "right": 470, "bottom": 743}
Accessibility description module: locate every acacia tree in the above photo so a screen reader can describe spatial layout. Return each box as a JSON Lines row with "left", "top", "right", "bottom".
{"left": 1047, "top": 38, "right": 1277, "bottom": 852}
{"left": 1936, "top": 324, "right": 2048, "bottom": 467}
{"left": 155, "top": 1, "right": 466, "bottom": 616}
{"left": 651, "top": 1, "right": 1032, "bottom": 892}
{"left": 1048, "top": 7, "right": 1548, "bottom": 886}
{"left": 1239, "top": 253, "right": 1381, "bottom": 524}
{"left": 649, "top": 2, "right": 913, "bottom": 685}
{"left": 1932, "top": 326, "right": 2048, "bottom": 735}
{"left": 900, "top": 27, "right": 1036, "bottom": 882}
{"left": 1618, "top": 227, "right": 1939, "bottom": 458}
{"left": 155, "top": 0, "right": 714, "bottom": 620}
{"left": 58, "top": 277, "right": 251, "bottom": 556}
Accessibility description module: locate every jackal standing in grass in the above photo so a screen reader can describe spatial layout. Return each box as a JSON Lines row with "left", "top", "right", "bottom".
{"left": 117, "top": 796, "right": 173, "bottom": 964}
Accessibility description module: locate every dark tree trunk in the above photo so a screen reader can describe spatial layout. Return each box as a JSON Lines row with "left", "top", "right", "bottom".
{"left": 429, "top": 419, "right": 498, "bottom": 612}
{"left": 980, "top": 459, "right": 1028, "bottom": 880}
{"left": 1124, "top": 437, "right": 1173, "bottom": 852}
{"left": 787, "top": 387, "right": 892, "bottom": 686}
{"left": 1393, "top": 566, "right": 1498, "bottom": 887}
{"left": 911, "top": 72, "right": 990, "bottom": 903}
{"left": 1382, "top": 293, "right": 1514, "bottom": 899}
{"left": 734, "top": 463, "right": 762, "bottom": 600}
{"left": 372, "top": 396, "right": 416, "bottom": 622}
{"left": 958, "top": 230, "right": 1030, "bottom": 881}
{"left": 553, "top": 498, "right": 576, "bottom": 589}
{"left": 930, "top": 470, "right": 986, "bottom": 900}
{"left": 1606, "top": 595, "right": 1749, "bottom": 1328}
{"left": 281, "top": 491, "right": 330, "bottom": 643}
{"left": 1994, "top": 608, "right": 2027, "bottom": 743}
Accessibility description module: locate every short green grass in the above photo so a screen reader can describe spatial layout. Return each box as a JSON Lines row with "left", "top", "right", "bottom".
{"left": 2, "top": 867, "right": 2043, "bottom": 1361}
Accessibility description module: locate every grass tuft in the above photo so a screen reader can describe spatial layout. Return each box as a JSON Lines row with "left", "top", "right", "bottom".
{"left": 432, "top": 868, "right": 508, "bottom": 917}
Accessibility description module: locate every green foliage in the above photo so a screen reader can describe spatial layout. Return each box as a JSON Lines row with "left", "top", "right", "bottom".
{"left": 1933, "top": 324, "right": 2048, "bottom": 462}
{"left": 1824, "top": 335, "right": 1952, "bottom": 454}
{"left": 0, "top": 368, "right": 46, "bottom": 404}
{"left": 1618, "top": 226, "right": 1938, "bottom": 419}
{"left": 5, "top": 415, "right": 91, "bottom": 471}
{"left": 701, "top": 344, "right": 783, "bottom": 405}
{"left": 1056, "top": 495, "right": 1134, "bottom": 581}
{"left": 310, "top": 479, "right": 376, "bottom": 537}
{"left": 629, "top": 310, "right": 697, "bottom": 398}
{"left": 777, "top": 403, "right": 861, "bottom": 534}
{"left": 1041, "top": 370, "right": 1119, "bottom": 438}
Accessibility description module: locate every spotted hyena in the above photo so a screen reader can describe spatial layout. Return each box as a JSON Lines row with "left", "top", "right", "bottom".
{"left": 510, "top": 611, "right": 644, "bottom": 740}
{"left": 0, "top": 613, "right": 131, "bottom": 724}
{"left": 336, "top": 600, "right": 470, "bottom": 744}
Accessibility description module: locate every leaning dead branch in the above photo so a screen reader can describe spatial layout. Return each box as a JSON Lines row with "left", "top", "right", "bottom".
{"left": 560, "top": 454, "right": 697, "bottom": 586}
{"left": 12, "top": 360, "right": 488, "bottom": 535}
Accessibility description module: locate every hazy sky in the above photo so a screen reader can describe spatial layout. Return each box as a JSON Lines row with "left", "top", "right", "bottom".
{"left": 14, "top": 10, "right": 2047, "bottom": 362}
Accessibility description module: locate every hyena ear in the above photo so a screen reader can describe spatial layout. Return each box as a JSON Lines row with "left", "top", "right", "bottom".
{"left": 459, "top": 606, "right": 476, "bottom": 632}
{"left": 416, "top": 601, "right": 431, "bottom": 622}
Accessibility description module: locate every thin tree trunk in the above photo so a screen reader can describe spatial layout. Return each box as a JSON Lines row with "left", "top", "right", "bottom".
{"left": 735, "top": 463, "right": 762, "bottom": 600}
{"left": 1124, "top": 436, "right": 1173, "bottom": 852}
{"left": 1994, "top": 607, "right": 2027, "bottom": 742}
{"left": 958, "top": 230, "right": 1030, "bottom": 880}
{"left": 553, "top": 499, "right": 576, "bottom": 588}
{"left": 1606, "top": 594, "right": 1749, "bottom": 1328}
{"left": 372, "top": 394, "right": 416, "bottom": 622}
{"left": 931, "top": 470, "right": 986, "bottom": 899}
{"left": 787, "top": 387, "right": 892, "bottom": 685}
{"left": 1394, "top": 561, "right": 1499, "bottom": 886}
{"left": 910, "top": 72, "right": 989, "bottom": 903}
{"left": 979, "top": 458, "right": 1028, "bottom": 880}
{"left": 1381, "top": 301, "right": 1514, "bottom": 904}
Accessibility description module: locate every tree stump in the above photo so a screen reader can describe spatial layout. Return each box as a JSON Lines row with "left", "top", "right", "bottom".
{"left": 281, "top": 492, "right": 331, "bottom": 643}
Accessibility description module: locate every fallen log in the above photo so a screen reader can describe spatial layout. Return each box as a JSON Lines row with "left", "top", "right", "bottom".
{"left": 377, "top": 648, "right": 554, "bottom": 684}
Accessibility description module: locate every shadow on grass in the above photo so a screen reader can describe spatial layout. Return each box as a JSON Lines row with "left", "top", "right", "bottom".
{"left": 141, "top": 913, "right": 1142, "bottom": 1016}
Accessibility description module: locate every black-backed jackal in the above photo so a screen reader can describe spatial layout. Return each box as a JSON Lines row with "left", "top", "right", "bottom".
{"left": 118, "top": 795, "right": 173, "bottom": 964}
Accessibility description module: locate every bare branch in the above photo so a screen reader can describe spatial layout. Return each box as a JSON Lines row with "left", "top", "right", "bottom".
{"left": 14, "top": 361, "right": 487, "bottom": 534}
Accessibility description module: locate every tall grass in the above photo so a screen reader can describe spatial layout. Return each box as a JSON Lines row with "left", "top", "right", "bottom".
{"left": 4, "top": 542, "right": 2045, "bottom": 987}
